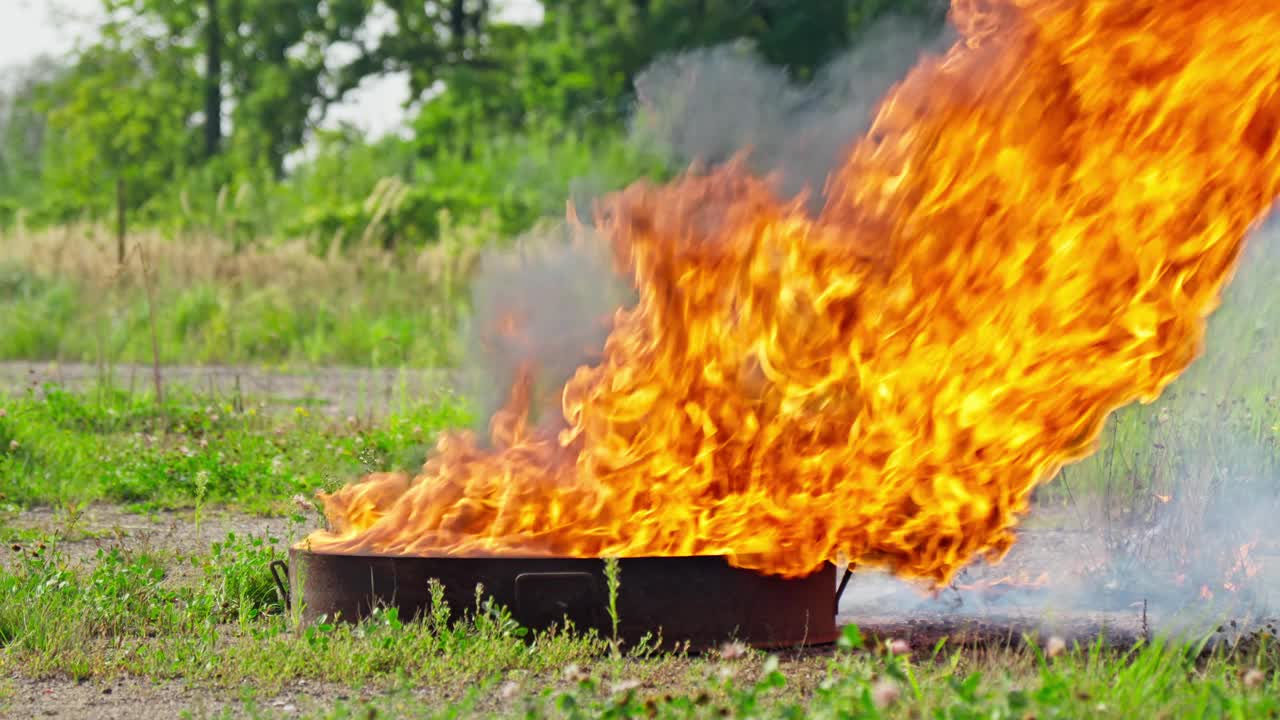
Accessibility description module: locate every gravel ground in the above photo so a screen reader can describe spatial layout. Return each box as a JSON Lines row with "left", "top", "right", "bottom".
{"left": 0, "top": 361, "right": 457, "bottom": 419}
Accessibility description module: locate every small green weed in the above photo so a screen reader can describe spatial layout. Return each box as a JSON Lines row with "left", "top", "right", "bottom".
{"left": 603, "top": 557, "right": 621, "bottom": 650}
{"left": 205, "top": 532, "right": 286, "bottom": 623}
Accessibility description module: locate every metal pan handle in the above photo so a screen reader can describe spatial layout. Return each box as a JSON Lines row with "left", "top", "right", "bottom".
{"left": 269, "top": 559, "right": 291, "bottom": 610}
{"left": 835, "top": 566, "right": 854, "bottom": 608}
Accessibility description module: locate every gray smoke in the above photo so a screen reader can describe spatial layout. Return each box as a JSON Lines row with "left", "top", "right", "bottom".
{"left": 460, "top": 224, "right": 633, "bottom": 431}
{"left": 630, "top": 17, "right": 953, "bottom": 207}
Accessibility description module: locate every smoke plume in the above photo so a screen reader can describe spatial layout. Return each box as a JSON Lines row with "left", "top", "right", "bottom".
{"left": 461, "top": 15, "right": 948, "bottom": 427}
{"left": 630, "top": 17, "right": 953, "bottom": 207}
{"left": 460, "top": 223, "right": 632, "bottom": 430}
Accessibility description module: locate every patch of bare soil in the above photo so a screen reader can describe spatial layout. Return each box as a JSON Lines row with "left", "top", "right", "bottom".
{"left": 1, "top": 677, "right": 356, "bottom": 720}
{"left": 2, "top": 505, "right": 300, "bottom": 576}
{"left": 0, "top": 362, "right": 456, "bottom": 419}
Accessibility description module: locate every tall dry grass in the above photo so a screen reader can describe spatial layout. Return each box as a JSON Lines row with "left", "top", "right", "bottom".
{"left": 0, "top": 213, "right": 491, "bottom": 368}
{"left": 0, "top": 218, "right": 483, "bottom": 291}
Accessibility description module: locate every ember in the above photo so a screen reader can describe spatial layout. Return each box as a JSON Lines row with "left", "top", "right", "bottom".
{"left": 1222, "top": 542, "right": 1262, "bottom": 595}
{"left": 304, "top": 0, "right": 1280, "bottom": 588}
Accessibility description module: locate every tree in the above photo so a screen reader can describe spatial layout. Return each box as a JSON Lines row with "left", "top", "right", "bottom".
{"left": 93, "top": 0, "right": 377, "bottom": 176}
{"left": 15, "top": 0, "right": 950, "bottom": 228}
{"left": 220, "top": 0, "right": 375, "bottom": 176}
{"left": 0, "top": 57, "right": 64, "bottom": 211}
{"left": 333, "top": 1, "right": 524, "bottom": 158}
{"left": 37, "top": 30, "right": 200, "bottom": 219}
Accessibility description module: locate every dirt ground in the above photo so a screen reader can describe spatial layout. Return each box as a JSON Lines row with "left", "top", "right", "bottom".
{"left": 4, "top": 502, "right": 1278, "bottom": 718}
{"left": 0, "top": 676, "right": 358, "bottom": 720}
{"left": 0, "top": 361, "right": 456, "bottom": 419}
{"left": 3, "top": 505, "right": 297, "bottom": 578}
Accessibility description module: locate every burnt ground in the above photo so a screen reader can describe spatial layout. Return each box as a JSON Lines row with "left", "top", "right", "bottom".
{"left": 0, "top": 361, "right": 457, "bottom": 419}
{"left": 838, "top": 518, "right": 1280, "bottom": 653}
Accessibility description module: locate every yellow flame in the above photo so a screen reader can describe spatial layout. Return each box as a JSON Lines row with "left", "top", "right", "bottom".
{"left": 304, "top": 0, "right": 1280, "bottom": 585}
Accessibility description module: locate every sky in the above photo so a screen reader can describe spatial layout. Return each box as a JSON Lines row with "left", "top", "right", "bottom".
{"left": 0, "top": 0, "right": 543, "bottom": 138}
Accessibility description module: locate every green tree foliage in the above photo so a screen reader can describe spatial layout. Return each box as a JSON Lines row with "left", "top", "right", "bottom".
{"left": 2, "top": 0, "right": 948, "bottom": 241}
{"left": 39, "top": 34, "right": 199, "bottom": 220}
{"left": 100, "top": 0, "right": 377, "bottom": 175}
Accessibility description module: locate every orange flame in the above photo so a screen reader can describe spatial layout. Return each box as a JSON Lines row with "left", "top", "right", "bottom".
{"left": 1223, "top": 542, "right": 1261, "bottom": 594}
{"left": 304, "top": 0, "right": 1280, "bottom": 585}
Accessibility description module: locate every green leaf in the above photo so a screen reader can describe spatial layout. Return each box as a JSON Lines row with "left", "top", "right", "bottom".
{"left": 838, "top": 623, "right": 865, "bottom": 650}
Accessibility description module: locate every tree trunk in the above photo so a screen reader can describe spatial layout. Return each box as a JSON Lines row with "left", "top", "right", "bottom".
{"left": 450, "top": 0, "right": 467, "bottom": 54}
{"left": 204, "top": 0, "right": 223, "bottom": 158}
{"left": 115, "top": 178, "right": 127, "bottom": 266}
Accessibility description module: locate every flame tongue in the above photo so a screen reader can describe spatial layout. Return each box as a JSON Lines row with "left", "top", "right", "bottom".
{"left": 309, "top": 0, "right": 1280, "bottom": 584}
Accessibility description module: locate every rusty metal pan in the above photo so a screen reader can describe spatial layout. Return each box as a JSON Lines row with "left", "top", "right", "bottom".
{"left": 276, "top": 549, "right": 838, "bottom": 651}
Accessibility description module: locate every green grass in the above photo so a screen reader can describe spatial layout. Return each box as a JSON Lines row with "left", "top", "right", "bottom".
{"left": 0, "top": 530, "right": 1276, "bottom": 719}
{"left": 0, "top": 382, "right": 471, "bottom": 514}
{"left": 0, "top": 120, "right": 673, "bottom": 369}
{"left": 0, "top": 380, "right": 1272, "bottom": 717}
{"left": 0, "top": 531, "right": 607, "bottom": 685}
{"left": 0, "top": 389, "right": 1270, "bottom": 719}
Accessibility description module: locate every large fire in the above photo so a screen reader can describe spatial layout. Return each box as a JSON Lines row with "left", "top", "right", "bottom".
{"left": 304, "top": 0, "right": 1280, "bottom": 585}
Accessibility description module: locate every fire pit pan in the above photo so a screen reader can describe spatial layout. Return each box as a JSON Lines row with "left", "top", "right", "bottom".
{"left": 279, "top": 548, "right": 837, "bottom": 650}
